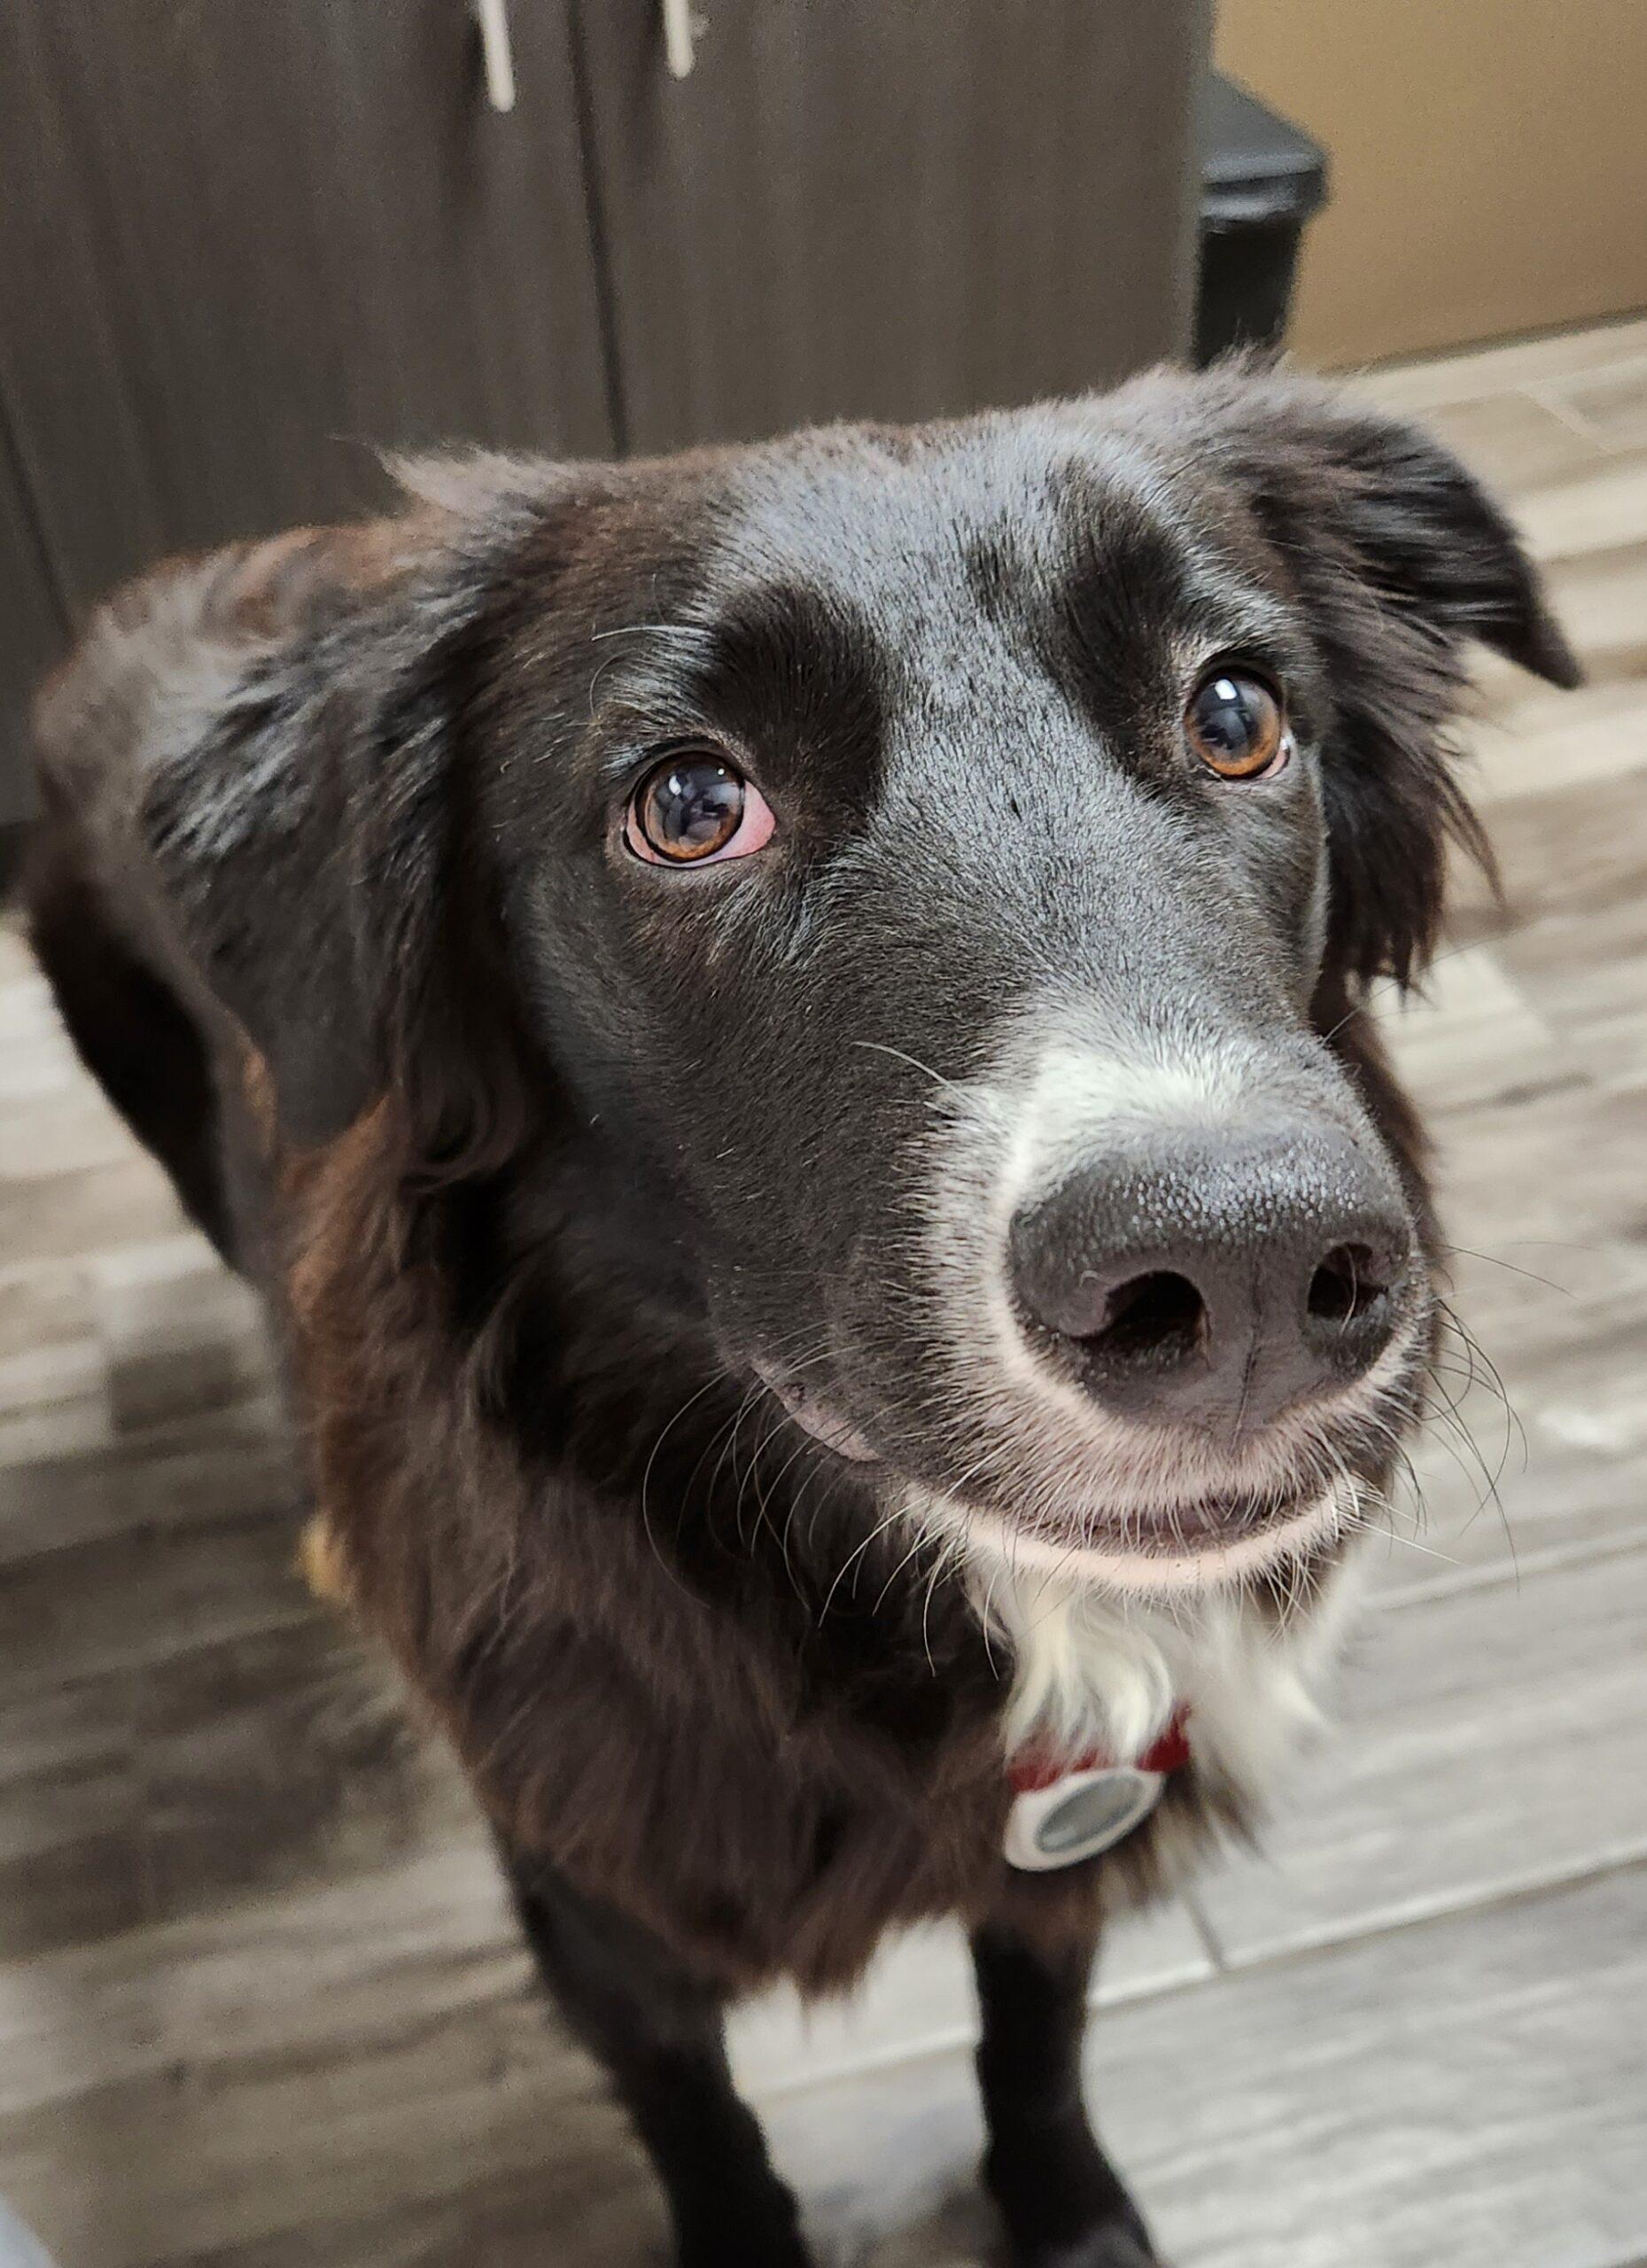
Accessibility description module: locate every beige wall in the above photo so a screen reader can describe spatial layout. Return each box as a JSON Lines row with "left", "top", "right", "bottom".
{"left": 1216, "top": 0, "right": 1647, "bottom": 366}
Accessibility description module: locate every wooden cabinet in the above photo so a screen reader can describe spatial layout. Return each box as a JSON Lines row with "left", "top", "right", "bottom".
{"left": 578, "top": 0, "right": 1205, "bottom": 452}
{"left": 0, "top": 0, "right": 1208, "bottom": 824}
{"left": 0, "top": 447, "right": 66, "bottom": 827}
{"left": 0, "top": 0, "right": 613, "bottom": 609}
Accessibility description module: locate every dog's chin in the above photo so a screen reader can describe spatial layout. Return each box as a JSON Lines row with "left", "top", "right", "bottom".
{"left": 906, "top": 1479, "right": 1353, "bottom": 1597}
{"left": 757, "top": 1363, "right": 1359, "bottom": 1596}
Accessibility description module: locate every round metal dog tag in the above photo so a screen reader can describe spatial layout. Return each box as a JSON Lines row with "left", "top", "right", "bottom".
{"left": 1003, "top": 1763, "right": 1166, "bottom": 1872}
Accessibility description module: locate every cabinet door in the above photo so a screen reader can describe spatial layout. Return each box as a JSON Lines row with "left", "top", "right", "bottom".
{"left": 0, "top": 0, "right": 614, "bottom": 620}
{"left": 576, "top": 0, "right": 1208, "bottom": 452}
{"left": 0, "top": 426, "right": 67, "bottom": 825}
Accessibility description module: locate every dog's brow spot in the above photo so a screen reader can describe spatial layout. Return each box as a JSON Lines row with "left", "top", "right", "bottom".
{"left": 961, "top": 533, "right": 1017, "bottom": 630}
{"left": 695, "top": 579, "right": 890, "bottom": 802}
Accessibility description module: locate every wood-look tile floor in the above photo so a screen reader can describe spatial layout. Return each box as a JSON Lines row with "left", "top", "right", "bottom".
{"left": 3, "top": 315, "right": 1646, "bottom": 2268}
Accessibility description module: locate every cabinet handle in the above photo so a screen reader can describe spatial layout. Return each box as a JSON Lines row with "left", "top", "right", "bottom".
{"left": 475, "top": 0, "right": 517, "bottom": 112}
{"left": 661, "top": 0, "right": 698, "bottom": 79}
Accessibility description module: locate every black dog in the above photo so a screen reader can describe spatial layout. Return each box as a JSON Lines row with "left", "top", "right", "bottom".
{"left": 25, "top": 364, "right": 1574, "bottom": 2265}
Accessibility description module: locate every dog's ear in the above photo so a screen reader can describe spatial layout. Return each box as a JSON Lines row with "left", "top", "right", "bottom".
{"left": 1135, "top": 366, "right": 1581, "bottom": 989}
{"left": 139, "top": 483, "right": 550, "bottom": 1156}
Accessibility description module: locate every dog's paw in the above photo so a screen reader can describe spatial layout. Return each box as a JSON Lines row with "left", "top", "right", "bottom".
{"left": 1021, "top": 2228, "right": 1166, "bottom": 2268}
{"left": 677, "top": 2245, "right": 814, "bottom": 2268}
{"left": 984, "top": 2127, "right": 1165, "bottom": 2268}
{"left": 677, "top": 2237, "right": 814, "bottom": 2268}
{"left": 675, "top": 2217, "right": 815, "bottom": 2268}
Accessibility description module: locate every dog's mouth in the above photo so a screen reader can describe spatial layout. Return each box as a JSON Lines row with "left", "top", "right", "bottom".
{"left": 754, "top": 1363, "right": 882, "bottom": 1464}
{"left": 1014, "top": 1484, "right": 1315, "bottom": 1555}
{"left": 919, "top": 1477, "right": 1353, "bottom": 1593}
{"left": 754, "top": 1355, "right": 1358, "bottom": 1587}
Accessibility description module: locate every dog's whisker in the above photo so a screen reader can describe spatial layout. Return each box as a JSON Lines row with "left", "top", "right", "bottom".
{"left": 1438, "top": 1244, "right": 1576, "bottom": 1298}
{"left": 849, "top": 1039, "right": 967, "bottom": 1100}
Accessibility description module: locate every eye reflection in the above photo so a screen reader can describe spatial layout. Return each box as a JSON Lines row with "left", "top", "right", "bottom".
{"left": 1184, "top": 671, "right": 1289, "bottom": 781}
{"left": 625, "top": 750, "right": 776, "bottom": 866}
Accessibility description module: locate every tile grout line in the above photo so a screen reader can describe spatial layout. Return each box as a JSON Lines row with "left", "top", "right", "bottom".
{"left": 1178, "top": 1884, "right": 1228, "bottom": 1977}
{"left": 1374, "top": 1520, "right": 1647, "bottom": 1613}
{"left": 743, "top": 1847, "right": 1647, "bottom": 2110}
{"left": 1527, "top": 352, "right": 1647, "bottom": 448}
{"left": 1204, "top": 1841, "right": 1647, "bottom": 1984}
{"left": 1527, "top": 377, "right": 1618, "bottom": 451}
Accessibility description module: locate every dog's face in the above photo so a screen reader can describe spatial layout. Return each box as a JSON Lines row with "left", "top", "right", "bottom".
{"left": 150, "top": 369, "right": 1575, "bottom": 1594}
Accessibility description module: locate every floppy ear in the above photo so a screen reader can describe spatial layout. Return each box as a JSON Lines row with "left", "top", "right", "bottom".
{"left": 139, "top": 490, "right": 545, "bottom": 1155}
{"left": 1139, "top": 366, "right": 1581, "bottom": 990}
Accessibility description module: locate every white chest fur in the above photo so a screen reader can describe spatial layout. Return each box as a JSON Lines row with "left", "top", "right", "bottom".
{"left": 974, "top": 1540, "right": 1371, "bottom": 1818}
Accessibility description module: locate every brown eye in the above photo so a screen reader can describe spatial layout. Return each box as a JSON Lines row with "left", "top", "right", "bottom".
{"left": 1185, "top": 671, "right": 1289, "bottom": 781}
{"left": 625, "top": 750, "right": 775, "bottom": 866}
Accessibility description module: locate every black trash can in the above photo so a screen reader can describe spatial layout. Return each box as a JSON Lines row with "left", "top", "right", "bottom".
{"left": 1196, "top": 74, "right": 1329, "bottom": 365}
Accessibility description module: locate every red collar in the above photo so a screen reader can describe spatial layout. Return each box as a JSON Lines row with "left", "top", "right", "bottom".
{"left": 1007, "top": 1707, "right": 1192, "bottom": 1795}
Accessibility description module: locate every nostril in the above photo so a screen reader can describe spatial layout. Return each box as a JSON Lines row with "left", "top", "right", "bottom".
{"left": 1085, "top": 1270, "right": 1207, "bottom": 1368}
{"left": 1308, "top": 1242, "right": 1396, "bottom": 1326}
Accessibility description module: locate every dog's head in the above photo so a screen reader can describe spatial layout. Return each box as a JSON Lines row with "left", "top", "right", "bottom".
{"left": 144, "top": 368, "right": 1575, "bottom": 1596}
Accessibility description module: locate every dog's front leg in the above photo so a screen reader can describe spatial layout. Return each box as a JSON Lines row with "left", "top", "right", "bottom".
{"left": 971, "top": 1902, "right": 1162, "bottom": 2266}
{"left": 499, "top": 1844, "right": 812, "bottom": 2268}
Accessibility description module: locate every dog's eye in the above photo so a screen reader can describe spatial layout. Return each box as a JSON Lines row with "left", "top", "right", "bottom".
{"left": 1185, "top": 671, "right": 1290, "bottom": 781}
{"left": 625, "top": 750, "right": 775, "bottom": 866}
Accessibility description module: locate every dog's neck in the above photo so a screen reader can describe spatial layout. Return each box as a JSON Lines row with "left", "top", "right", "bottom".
{"left": 972, "top": 1541, "right": 1369, "bottom": 1809}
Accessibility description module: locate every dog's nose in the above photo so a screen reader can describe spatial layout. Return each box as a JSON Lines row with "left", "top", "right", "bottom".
{"left": 1007, "top": 1122, "right": 1413, "bottom": 1429}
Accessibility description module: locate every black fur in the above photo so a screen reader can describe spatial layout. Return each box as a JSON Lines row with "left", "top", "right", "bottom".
{"left": 25, "top": 370, "right": 1575, "bottom": 2265}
